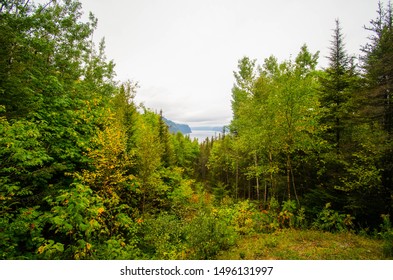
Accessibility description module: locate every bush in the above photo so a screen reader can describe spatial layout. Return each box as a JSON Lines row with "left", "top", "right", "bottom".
{"left": 140, "top": 214, "right": 186, "bottom": 259}
{"left": 279, "top": 200, "right": 297, "bottom": 228}
{"left": 253, "top": 199, "right": 305, "bottom": 233}
{"left": 185, "top": 211, "right": 236, "bottom": 259}
{"left": 230, "top": 200, "right": 257, "bottom": 235}
{"left": 254, "top": 197, "right": 280, "bottom": 233}
{"left": 295, "top": 207, "right": 307, "bottom": 229}
{"left": 379, "top": 214, "right": 393, "bottom": 258}
{"left": 312, "top": 203, "right": 354, "bottom": 232}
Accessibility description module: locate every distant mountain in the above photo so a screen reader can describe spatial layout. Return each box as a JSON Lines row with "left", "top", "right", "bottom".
{"left": 163, "top": 117, "right": 192, "bottom": 134}
{"left": 191, "top": 126, "right": 228, "bottom": 132}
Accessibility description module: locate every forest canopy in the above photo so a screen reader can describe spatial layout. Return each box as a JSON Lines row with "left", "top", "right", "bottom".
{"left": 0, "top": 0, "right": 392, "bottom": 259}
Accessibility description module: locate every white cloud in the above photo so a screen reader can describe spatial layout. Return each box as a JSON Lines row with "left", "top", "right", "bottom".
{"left": 79, "top": 0, "right": 379, "bottom": 126}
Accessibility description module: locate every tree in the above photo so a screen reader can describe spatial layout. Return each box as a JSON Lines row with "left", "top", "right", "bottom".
{"left": 228, "top": 47, "right": 323, "bottom": 205}
{"left": 231, "top": 56, "right": 257, "bottom": 133}
{"left": 356, "top": 0, "right": 393, "bottom": 224}
{"left": 158, "top": 110, "right": 175, "bottom": 168}
{"left": 0, "top": 0, "right": 102, "bottom": 120}
{"left": 320, "top": 19, "right": 355, "bottom": 152}
{"left": 112, "top": 80, "right": 139, "bottom": 153}
{"left": 0, "top": 0, "right": 125, "bottom": 258}
{"left": 362, "top": 1, "right": 393, "bottom": 133}
{"left": 230, "top": 57, "right": 266, "bottom": 202}
{"left": 362, "top": 0, "right": 393, "bottom": 191}
{"left": 265, "top": 46, "right": 321, "bottom": 204}
{"left": 315, "top": 19, "right": 360, "bottom": 206}
{"left": 134, "top": 110, "right": 163, "bottom": 213}
{"left": 171, "top": 132, "right": 199, "bottom": 177}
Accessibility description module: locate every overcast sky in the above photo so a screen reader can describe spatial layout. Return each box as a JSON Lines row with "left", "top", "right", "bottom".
{"left": 78, "top": 0, "right": 379, "bottom": 127}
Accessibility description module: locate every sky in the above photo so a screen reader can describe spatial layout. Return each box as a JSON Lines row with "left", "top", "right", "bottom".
{"left": 76, "top": 0, "right": 379, "bottom": 127}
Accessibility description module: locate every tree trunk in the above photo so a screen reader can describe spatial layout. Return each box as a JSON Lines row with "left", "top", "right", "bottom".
{"left": 248, "top": 180, "right": 251, "bottom": 199}
{"left": 235, "top": 158, "right": 239, "bottom": 201}
{"left": 254, "top": 151, "right": 260, "bottom": 201}
{"left": 268, "top": 151, "right": 275, "bottom": 198}
{"left": 290, "top": 160, "right": 300, "bottom": 205}
{"left": 286, "top": 153, "right": 291, "bottom": 200}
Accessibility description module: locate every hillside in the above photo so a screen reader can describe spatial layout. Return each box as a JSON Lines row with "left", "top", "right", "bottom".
{"left": 163, "top": 117, "right": 192, "bottom": 134}
{"left": 191, "top": 126, "right": 225, "bottom": 132}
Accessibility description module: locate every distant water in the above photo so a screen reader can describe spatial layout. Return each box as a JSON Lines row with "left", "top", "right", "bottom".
{"left": 187, "top": 130, "right": 222, "bottom": 142}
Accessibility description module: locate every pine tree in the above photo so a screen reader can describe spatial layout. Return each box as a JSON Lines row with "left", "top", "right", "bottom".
{"left": 313, "top": 19, "right": 370, "bottom": 218}
{"left": 320, "top": 19, "right": 354, "bottom": 152}
{"left": 362, "top": 1, "right": 393, "bottom": 133}
{"left": 361, "top": 1, "right": 393, "bottom": 221}
{"left": 158, "top": 110, "right": 175, "bottom": 168}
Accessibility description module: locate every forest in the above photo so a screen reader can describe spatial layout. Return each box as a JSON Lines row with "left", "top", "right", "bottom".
{"left": 0, "top": 0, "right": 392, "bottom": 260}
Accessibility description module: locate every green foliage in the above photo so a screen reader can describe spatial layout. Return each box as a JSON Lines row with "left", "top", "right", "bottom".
{"left": 218, "top": 200, "right": 256, "bottom": 235}
{"left": 0, "top": 116, "right": 52, "bottom": 203}
{"left": 379, "top": 214, "right": 393, "bottom": 257}
{"left": 212, "top": 181, "right": 229, "bottom": 203}
{"left": 43, "top": 183, "right": 104, "bottom": 259}
{"left": 171, "top": 132, "right": 200, "bottom": 176}
{"left": 168, "top": 173, "right": 195, "bottom": 216}
{"left": 229, "top": 46, "right": 324, "bottom": 204}
{"left": 251, "top": 198, "right": 306, "bottom": 233}
{"left": 253, "top": 198, "right": 280, "bottom": 233}
{"left": 1, "top": 0, "right": 392, "bottom": 261}
{"left": 185, "top": 210, "right": 236, "bottom": 260}
{"left": 140, "top": 214, "right": 186, "bottom": 259}
{"left": 42, "top": 182, "right": 140, "bottom": 260}
{"left": 279, "top": 200, "right": 297, "bottom": 228}
{"left": 0, "top": 206, "right": 47, "bottom": 259}
{"left": 312, "top": 203, "right": 354, "bottom": 232}
{"left": 295, "top": 207, "right": 307, "bottom": 229}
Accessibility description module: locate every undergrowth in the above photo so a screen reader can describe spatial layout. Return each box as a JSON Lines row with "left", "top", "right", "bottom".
{"left": 135, "top": 196, "right": 391, "bottom": 260}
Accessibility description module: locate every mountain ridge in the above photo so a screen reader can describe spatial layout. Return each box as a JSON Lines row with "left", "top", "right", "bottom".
{"left": 190, "top": 126, "right": 227, "bottom": 132}
{"left": 163, "top": 117, "right": 192, "bottom": 134}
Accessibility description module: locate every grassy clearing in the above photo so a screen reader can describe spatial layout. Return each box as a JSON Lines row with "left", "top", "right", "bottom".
{"left": 217, "top": 229, "right": 390, "bottom": 260}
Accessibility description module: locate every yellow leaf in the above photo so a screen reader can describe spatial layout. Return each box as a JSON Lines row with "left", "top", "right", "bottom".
{"left": 37, "top": 246, "right": 45, "bottom": 254}
{"left": 97, "top": 207, "right": 105, "bottom": 215}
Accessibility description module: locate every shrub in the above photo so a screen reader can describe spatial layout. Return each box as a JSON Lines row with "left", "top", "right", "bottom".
{"left": 231, "top": 200, "right": 257, "bottom": 235}
{"left": 279, "top": 200, "right": 297, "bottom": 228}
{"left": 185, "top": 211, "right": 236, "bottom": 259}
{"left": 140, "top": 214, "right": 186, "bottom": 259}
{"left": 379, "top": 214, "right": 393, "bottom": 258}
{"left": 251, "top": 198, "right": 279, "bottom": 233}
{"left": 295, "top": 207, "right": 307, "bottom": 229}
{"left": 312, "top": 203, "right": 354, "bottom": 232}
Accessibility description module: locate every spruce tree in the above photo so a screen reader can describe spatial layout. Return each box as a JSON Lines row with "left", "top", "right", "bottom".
{"left": 320, "top": 19, "right": 353, "bottom": 152}
{"left": 361, "top": 1, "right": 393, "bottom": 220}
{"left": 303, "top": 20, "right": 359, "bottom": 216}
{"left": 362, "top": 1, "right": 393, "bottom": 132}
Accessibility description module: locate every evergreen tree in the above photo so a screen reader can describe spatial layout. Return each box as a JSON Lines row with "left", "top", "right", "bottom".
{"left": 361, "top": 1, "right": 393, "bottom": 221}
{"left": 362, "top": 1, "right": 393, "bottom": 133}
{"left": 158, "top": 110, "right": 175, "bottom": 168}
{"left": 113, "top": 81, "right": 139, "bottom": 153}
{"left": 312, "top": 19, "right": 357, "bottom": 210}
{"left": 320, "top": 19, "right": 354, "bottom": 152}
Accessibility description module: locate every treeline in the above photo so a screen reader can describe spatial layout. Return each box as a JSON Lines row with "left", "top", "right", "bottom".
{"left": 200, "top": 6, "right": 393, "bottom": 230}
{"left": 0, "top": 0, "right": 392, "bottom": 260}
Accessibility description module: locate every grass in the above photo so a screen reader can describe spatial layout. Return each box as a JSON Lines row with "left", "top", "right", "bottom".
{"left": 217, "top": 229, "right": 390, "bottom": 260}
